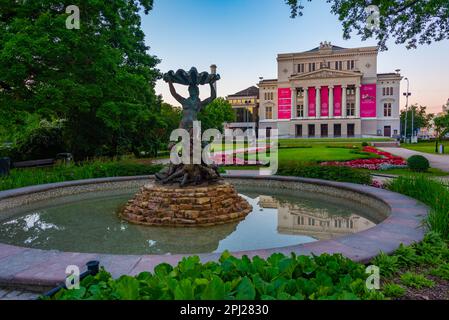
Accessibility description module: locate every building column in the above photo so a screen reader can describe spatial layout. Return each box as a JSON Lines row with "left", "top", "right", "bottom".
{"left": 291, "top": 87, "right": 296, "bottom": 119}
{"left": 355, "top": 85, "right": 361, "bottom": 118}
{"left": 304, "top": 87, "right": 309, "bottom": 119}
{"left": 315, "top": 86, "right": 321, "bottom": 118}
{"left": 329, "top": 85, "right": 334, "bottom": 118}
{"left": 342, "top": 85, "right": 347, "bottom": 118}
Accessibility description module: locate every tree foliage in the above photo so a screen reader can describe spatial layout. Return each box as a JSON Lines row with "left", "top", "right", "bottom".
{"left": 198, "top": 97, "right": 235, "bottom": 133}
{"left": 285, "top": 0, "right": 449, "bottom": 50}
{"left": 0, "top": 0, "right": 161, "bottom": 160}
{"left": 400, "top": 104, "right": 434, "bottom": 136}
{"left": 434, "top": 113, "right": 449, "bottom": 140}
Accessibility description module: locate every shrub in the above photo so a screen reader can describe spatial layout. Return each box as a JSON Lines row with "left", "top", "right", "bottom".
{"left": 0, "top": 160, "right": 163, "bottom": 192}
{"left": 430, "top": 263, "right": 449, "bottom": 281}
{"left": 45, "top": 252, "right": 384, "bottom": 300}
{"left": 371, "top": 252, "right": 399, "bottom": 277}
{"left": 382, "top": 283, "right": 405, "bottom": 298}
{"left": 387, "top": 176, "right": 449, "bottom": 239}
{"left": 407, "top": 155, "right": 430, "bottom": 172}
{"left": 400, "top": 272, "right": 434, "bottom": 289}
{"left": 278, "top": 162, "right": 372, "bottom": 185}
{"left": 8, "top": 119, "right": 67, "bottom": 162}
{"left": 362, "top": 142, "right": 369, "bottom": 147}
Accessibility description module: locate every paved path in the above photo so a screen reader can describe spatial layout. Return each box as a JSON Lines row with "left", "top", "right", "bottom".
{"left": 379, "top": 147, "right": 449, "bottom": 173}
{"left": 0, "top": 288, "right": 40, "bottom": 300}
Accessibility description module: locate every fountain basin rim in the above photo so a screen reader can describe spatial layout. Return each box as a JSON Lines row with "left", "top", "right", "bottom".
{"left": 0, "top": 175, "right": 429, "bottom": 292}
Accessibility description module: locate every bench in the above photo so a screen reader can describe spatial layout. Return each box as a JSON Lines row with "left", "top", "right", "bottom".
{"left": 11, "top": 153, "right": 73, "bottom": 169}
{"left": 12, "top": 158, "right": 56, "bottom": 169}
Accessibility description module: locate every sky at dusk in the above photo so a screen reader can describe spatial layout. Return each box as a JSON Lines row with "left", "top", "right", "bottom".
{"left": 141, "top": 0, "right": 449, "bottom": 114}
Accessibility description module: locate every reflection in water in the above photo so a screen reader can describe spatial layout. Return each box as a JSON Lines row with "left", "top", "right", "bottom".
{"left": 259, "top": 196, "right": 376, "bottom": 240}
{"left": 0, "top": 187, "right": 379, "bottom": 255}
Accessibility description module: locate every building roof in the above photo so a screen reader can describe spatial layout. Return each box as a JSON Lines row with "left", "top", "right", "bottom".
{"left": 377, "top": 72, "right": 402, "bottom": 80}
{"left": 306, "top": 45, "right": 347, "bottom": 53}
{"left": 227, "top": 86, "right": 259, "bottom": 98}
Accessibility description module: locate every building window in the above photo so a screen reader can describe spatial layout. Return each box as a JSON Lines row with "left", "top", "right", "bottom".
{"left": 308, "top": 124, "right": 315, "bottom": 137}
{"left": 265, "top": 106, "right": 273, "bottom": 119}
{"left": 264, "top": 92, "right": 274, "bottom": 100}
{"left": 321, "top": 124, "right": 328, "bottom": 137}
{"left": 346, "top": 102, "right": 355, "bottom": 116}
{"left": 309, "top": 63, "right": 316, "bottom": 72}
{"left": 335, "top": 61, "right": 343, "bottom": 70}
{"left": 347, "top": 124, "right": 355, "bottom": 137}
{"left": 347, "top": 60, "right": 355, "bottom": 70}
{"left": 383, "top": 87, "right": 393, "bottom": 96}
{"left": 347, "top": 87, "right": 355, "bottom": 96}
{"left": 235, "top": 108, "right": 253, "bottom": 123}
{"left": 297, "top": 63, "right": 305, "bottom": 73}
{"left": 334, "top": 124, "right": 342, "bottom": 137}
{"left": 295, "top": 125, "right": 303, "bottom": 137}
{"left": 384, "top": 103, "right": 392, "bottom": 117}
{"left": 296, "top": 105, "right": 304, "bottom": 118}
{"left": 296, "top": 88, "right": 304, "bottom": 98}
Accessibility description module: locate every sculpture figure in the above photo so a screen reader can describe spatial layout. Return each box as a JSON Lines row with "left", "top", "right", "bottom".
{"left": 155, "top": 67, "right": 222, "bottom": 187}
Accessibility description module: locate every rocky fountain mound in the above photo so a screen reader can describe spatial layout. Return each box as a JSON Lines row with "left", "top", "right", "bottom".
{"left": 120, "top": 180, "right": 252, "bottom": 227}
{"left": 120, "top": 67, "right": 252, "bottom": 227}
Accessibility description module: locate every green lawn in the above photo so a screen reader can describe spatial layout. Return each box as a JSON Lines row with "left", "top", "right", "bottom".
{"left": 364, "top": 167, "right": 448, "bottom": 177}
{"left": 208, "top": 138, "right": 393, "bottom": 152}
{"left": 240, "top": 146, "right": 378, "bottom": 164}
{"left": 278, "top": 137, "right": 392, "bottom": 148}
{"left": 402, "top": 141, "right": 449, "bottom": 155}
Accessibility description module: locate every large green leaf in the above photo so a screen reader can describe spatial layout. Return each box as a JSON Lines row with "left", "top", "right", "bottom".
{"left": 114, "top": 276, "right": 140, "bottom": 300}
{"left": 236, "top": 277, "right": 256, "bottom": 300}
{"left": 201, "top": 276, "right": 226, "bottom": 300}
{"left": 174, "top": 279, "right": 195, "bottom": 300}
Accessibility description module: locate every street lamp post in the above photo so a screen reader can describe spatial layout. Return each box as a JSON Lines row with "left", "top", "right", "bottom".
{"left": 403, "top": 77, "right": 411, "bottom": 143}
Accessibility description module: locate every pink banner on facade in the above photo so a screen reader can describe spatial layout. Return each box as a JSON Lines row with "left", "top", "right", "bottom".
{"left": 308, "top": 87, "right": 316, "bottom": 117}
{"left": 277, "top": 88, "right": 291, "bottom": 119}
{"left": 334, "top": 85, "right": 342, "bottom": 116}
{"left": 321, "top": 86, "right": 329, "bottom": 117}
{"left": 360, "top": 84, "right": 377, "bottom": 118}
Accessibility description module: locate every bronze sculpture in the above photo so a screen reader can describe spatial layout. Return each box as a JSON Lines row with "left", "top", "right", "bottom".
{"left": 155, "top": 67, "right": 222, "bottom": 187}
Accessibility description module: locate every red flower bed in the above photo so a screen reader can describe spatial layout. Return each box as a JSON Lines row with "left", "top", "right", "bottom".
{"left": 320, "top": 146, "right": 406, "bottom": 170}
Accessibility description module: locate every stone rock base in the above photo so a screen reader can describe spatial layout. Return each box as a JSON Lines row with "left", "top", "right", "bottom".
{"left": 120, "top": 182, "right": 252, "bottom": 227}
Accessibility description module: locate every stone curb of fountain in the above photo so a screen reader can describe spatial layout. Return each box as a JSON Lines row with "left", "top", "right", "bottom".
{"left": 0, "top": 175, "right": 429, "bottom": 293}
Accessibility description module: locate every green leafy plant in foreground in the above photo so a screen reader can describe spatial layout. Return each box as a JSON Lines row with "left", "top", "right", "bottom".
{"left": 46, "top": 252, "right": 384, "bottom": 300}
{"left": 382, "top": 283, "right": 406, "bottom": 299}
{"left": 400, "top": 272, "right": 435, "bottom": 289}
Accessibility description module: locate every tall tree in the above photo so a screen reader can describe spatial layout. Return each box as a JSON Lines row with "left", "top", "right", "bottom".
{"left": 198, "top": 98, "right": 235, "bottom": 133}
{"left": 434, "top": 113, "right": 449, "bottom": 147}
{"left": 0, "top": 0, "right": 160, "bottom": 160}
{"left": 285, "top": 0, "right": 449, "bottom": 50}
{"left": 400, "top": 104, "right": 434, "bottom": 136}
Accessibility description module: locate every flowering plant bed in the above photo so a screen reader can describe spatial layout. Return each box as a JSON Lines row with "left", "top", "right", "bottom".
{"left": 212, "top": 146, "right": 269, "bottom": 166}
{"left": 321, "top": 147, "right": 407, "bottom": 170}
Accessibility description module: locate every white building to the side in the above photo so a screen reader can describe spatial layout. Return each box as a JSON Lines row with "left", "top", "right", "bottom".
{"left": 257, "top": 42, "right": 402, "bottom": 138}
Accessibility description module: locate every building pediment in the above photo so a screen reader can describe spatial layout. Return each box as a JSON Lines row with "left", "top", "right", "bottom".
{"left": 290, "top": 69, "right": 362, "bottom": 81}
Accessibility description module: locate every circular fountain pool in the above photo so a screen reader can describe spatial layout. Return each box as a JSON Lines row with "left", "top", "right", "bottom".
{"left": 0, "top": 183, "right": 382, "bottom": 255}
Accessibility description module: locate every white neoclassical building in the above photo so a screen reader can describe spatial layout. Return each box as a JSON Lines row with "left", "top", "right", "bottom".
{"left": 258, "top": 42, "right": 402, "bottom": 138}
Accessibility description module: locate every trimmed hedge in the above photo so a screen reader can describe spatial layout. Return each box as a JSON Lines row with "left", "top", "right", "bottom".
{"left": 45, "top": 252, "right": 384, "bottom": 300}
{"left": 407, "top": 155, "right": 430, "bottom": 172}
{"left": 278, "top": 162, "right": 372, "bottom": 185}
